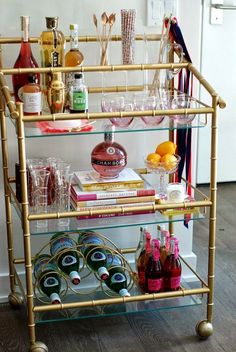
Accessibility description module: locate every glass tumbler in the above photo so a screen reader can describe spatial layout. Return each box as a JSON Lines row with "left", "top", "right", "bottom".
{"left": 54, "top": 162, "right": 71, "bottom": 227}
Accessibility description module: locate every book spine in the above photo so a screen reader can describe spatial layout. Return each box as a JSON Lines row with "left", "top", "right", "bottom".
{"left": 81, "top": 181, "right": 144, "bottom": 192}
{"left": 73, "top": 202, "right": 155, "bottom": 212}
{"left": 73, "top": 195, "right": 156, "bottom": 207}
{"left": 76, "top": 209, "right": 155, "bottom": 220}
{"left": 71, "top": 187, "right": 155, "bottom": 201}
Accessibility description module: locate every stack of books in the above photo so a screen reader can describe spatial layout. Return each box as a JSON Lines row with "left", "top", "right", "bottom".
{"left": 71, "top": 168, "right": 156, "bottom": 219}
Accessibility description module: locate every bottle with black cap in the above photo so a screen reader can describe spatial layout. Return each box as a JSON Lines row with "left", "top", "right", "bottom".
{"left": 69, "top": 73, "right": 88, "bottom": 113}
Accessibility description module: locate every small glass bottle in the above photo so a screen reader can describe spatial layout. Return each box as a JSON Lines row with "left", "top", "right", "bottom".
{"left": 137, "top": 231, "right": 152, "bottom": 292}
{"left": 163, "top": 238, "right": 182, "bottom": 291}
{"left": 145, "top": 239, "right": 164, "bottom": 293}
{"left": 47, "top": 71, "right": 65, "bottom": 114}
{"left": 65, "top": 23, "right": 84, "bottom": 101}
{"left": 12, "top": 16, "right": 40, "bottom": 102}
{"left": 69, "top": 73, "right": 88, "bottom": 113}
{"left": 91, "top": 125, "right": 127, "bottom": 178}
{"left": 22, "top": 75, "right": 42, "bottom": 116}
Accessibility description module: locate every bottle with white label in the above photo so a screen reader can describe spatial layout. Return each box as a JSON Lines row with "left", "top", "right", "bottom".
{"left": 105, "top": 266, "right": 130, "bottom": 297}
{"left": 50, "top": 233, "right": 81, "bottom": 285}
{"left": 22, "top": 75, "right": 42, "bottom": 116}
{"left": 34, "top": 254, "right": 62, "bottom": 304}
{"left": 69, "top": 73, "right": 88, "bottom": 113}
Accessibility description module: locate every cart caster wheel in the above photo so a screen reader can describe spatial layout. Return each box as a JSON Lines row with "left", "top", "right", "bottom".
{"left": 196, "top": 320, "right": 213, "bottom": 339}
{"left": 8, "top": 292, "right": 24, "bottom": 309}
{"left": 29, "top": 341, "right": 48, "bottom": 352}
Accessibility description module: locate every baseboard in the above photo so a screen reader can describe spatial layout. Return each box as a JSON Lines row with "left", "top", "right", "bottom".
{"left": 0, "top": 252, "right": 198, "bottom": 303}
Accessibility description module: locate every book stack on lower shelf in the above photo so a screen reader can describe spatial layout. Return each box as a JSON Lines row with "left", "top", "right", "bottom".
{"left": 71, "top": 168, "right": 156, "bottom": 219}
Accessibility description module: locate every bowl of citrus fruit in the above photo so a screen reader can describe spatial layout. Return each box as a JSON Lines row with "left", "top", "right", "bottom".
{"left": 145, "top": 141, "right": 181, "bottom": 174}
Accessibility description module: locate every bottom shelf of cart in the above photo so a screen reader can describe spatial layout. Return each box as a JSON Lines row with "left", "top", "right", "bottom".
{"left": 34, "top": 282, "right": 206, "bottom": 324}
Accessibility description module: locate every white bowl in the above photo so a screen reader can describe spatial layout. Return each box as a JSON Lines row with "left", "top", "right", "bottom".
{"left": 47, "top": 119, "right": 83, "bottom": 129}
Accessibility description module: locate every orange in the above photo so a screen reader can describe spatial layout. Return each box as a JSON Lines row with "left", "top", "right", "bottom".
{"left": 146, "top": 153, "right": 161, "bottom": 164}
{"left": 155, "top": 141, "right": 177, "bottom": 156}
{"left": 161, "top": 154, "right": 177, "bottom": 170}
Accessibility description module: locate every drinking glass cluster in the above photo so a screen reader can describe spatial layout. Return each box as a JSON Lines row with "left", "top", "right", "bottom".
{"left": 101, "top": 90, "right": 197, "bottom": 127}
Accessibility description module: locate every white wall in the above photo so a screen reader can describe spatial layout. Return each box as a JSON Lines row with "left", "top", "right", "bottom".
{"left": 0, "top": 0, "right": 202, "bottom": 301}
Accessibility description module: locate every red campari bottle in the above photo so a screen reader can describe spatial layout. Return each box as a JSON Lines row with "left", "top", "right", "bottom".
{"left": 137, "top": 230, "right": 152, "bottom": 292}
{"left": 145, "top": 239, "right": 164, "bottom": 293}
{"left": 12, "top": 16, "right": 40, "bottom": 102}
{"left": 163, "top": 238, "right": 182, "bottom": 291}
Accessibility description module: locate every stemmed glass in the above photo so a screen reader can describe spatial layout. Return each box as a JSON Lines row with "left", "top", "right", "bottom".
{"left": 170, "top": 92, "right": 197, "bottom": 125}
{"left": 101, "top": 93, "right": 134, "bottom": 127}
{"left": 144, "top": 155, "right": 181, "bottom": 199}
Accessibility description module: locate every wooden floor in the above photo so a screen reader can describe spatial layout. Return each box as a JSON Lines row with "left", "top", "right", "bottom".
{"left": 0, "top": 183, "right": 235, "bottom": 352}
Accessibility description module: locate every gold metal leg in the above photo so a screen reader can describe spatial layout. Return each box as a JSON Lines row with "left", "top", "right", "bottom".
{"left": 0, "top": 100, "right": 16, "bottom": 297}
{"left": 16, "top": 102, "right": 37, "bottom": 348}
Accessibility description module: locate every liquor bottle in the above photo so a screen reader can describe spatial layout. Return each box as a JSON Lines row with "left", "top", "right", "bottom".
{"left": 137, "top": 231, "right": 152, "bottom": 292}
{"left": 47, "top": 71, "right": 65, "bottom": 113}
{"left": 163, "top": 238, "right": 182, "bottom": 291}
{"left": 78, "top": 234, "right": 109, "bottom": 280}
{"left": 105, "top": 266, "right": 130, "bottom": 297}
{"left": 158, "top": 225, "right": 169, "bottom": 266}
{"left": 145, "top": 239, "right": 164, "bottom": 293}
{"left": 69, "top": 73, "right": 88, "bottom": 113}
{"left": 22, "top": 75, "right": 42, "bottom": 116}
{"left": 39, "top": 16, "right": 66, "bottom": 96}
{"left": 65, "top": 23, "right": 84, "bottom": 102}
{"left": 91, "top": 125, "right": 127, "bottom": 178}
{"left": 135, "top": 226, "right": 147, "bottom": 271}
{"left": 34, "top": 254, "right": 62, "bottom": 304}
{"left": 12, "top": 16, "right": 40, "bottom": 102}
{"left": 50, "top": 233, "right": 81, "bottom": 285}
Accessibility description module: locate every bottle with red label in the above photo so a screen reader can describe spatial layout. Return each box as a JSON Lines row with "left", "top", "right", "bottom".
{"left": 163, "top": 238, "right": 182, "bottom": 291}
{"left": 145, "top": 239, "right": 164, "bottom": 293}
{"left": 137, "top": 231, "right": 152, "bottom": 292}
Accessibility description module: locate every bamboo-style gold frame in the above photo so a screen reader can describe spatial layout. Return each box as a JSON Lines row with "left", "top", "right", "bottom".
{"left": 0, "top": 34, "right": 225, "bottom": 350}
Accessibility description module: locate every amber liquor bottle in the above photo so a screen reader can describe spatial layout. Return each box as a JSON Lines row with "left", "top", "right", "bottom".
{"left": 12, "top": 16, "right": 40, "bottom": 102}
{"left": 22, "top": 75, "right": 42, "bottom": 116}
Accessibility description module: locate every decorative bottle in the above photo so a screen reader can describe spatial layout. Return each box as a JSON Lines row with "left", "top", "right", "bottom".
{"left": 12, "top": 16, "right": 40, "bottom": 102}
{"left": 65, "top": 23, "right": 84, "bottom": 103}
{"left": 91, "top": 125, "right": 127, "bottom": 178}
{"left": 34, "top": 254, "right": 62, "bottom": 304}
{"left": 135, "top": 226, "right": 147, "bottom": 271}
{"left": 163, "top": 238, "right": 182, "bottom": 291}
{"left": 69, "top": 73, "right": 88, "bottom": 113}
{"left": 137, "top": 231, "right": 152, "bottom": 292}
{"left": 50, "top": 233, "right": 81, "bottom": 285}
{"left": 78, "top": 234, "right": 109, "bottom": 280}
{"left": 105, "top": 266, "right": 130, "bottom": 297}
{"left": 145, "top": 239, "right": 164, "bottom": 293}
{"left": 22, "top": 75, "right": 42, "bottom": 116}
{"left": 47, "top": 71, "right": 65, "bottom": 113}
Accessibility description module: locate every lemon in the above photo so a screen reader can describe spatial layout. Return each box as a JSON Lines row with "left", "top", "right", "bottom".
{"left": 155, "top": 141, "right": 177, "bottom": 156}
{"left": 146, "top": 153, "right": 161, "bottom": 164}
{"left": 161, "top": 154, "right": 177, "bottom": 171}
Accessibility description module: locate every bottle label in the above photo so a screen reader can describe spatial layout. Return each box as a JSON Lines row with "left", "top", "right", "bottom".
{"left": 147, "top": 278, "right": 163, "bottom": 292}
{"left": 61, "top": 255, "right": 77, "bottom": 267}
{"left": 23, "top": 92, "right": 42, "bottom": 113}
{"left": 34, "top": 257, "right": 57, "bottom": 279}
{"left": 51, "top": 51, "right": 59, "bottom": 67}
{"left": 72, "top": 91, "right": 88, "bottom": 111}
{"left": 17, "top": 87, "right": 24, "bottom": 102}
{"left": 111, "top": 272, "right": 126, "bottom": 284}
{"left": 90, "top": 251, "right": 106, "bottom": 262}
{"left": 138, "top": 269, "right": 146, "bottom": 285}
{"left": 91, "top": 158, "right": 126, "bottom": 167}
{"left": 44, "top": 276, "right": 59, "bottom": 288}
{"left": 51, "top": 237, "right": 75, "bottom": 256}
{"left": 170, "top": 276, "right": 181, "bottom": 289}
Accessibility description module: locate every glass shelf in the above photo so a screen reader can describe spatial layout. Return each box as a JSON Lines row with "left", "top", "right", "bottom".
{"left": 23, "top": 114, "right": 206, "bottom": 139}
{"left": 34, "top": 280, "right": 202, "bottom": 324}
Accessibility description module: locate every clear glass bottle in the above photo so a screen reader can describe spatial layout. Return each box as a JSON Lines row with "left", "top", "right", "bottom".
{"left": 12, "top": 16, "right": 40, "bottom": 102}
{"left": 91, "top": 125, "right": 127, "bottom": 178}
{"left": 145, "top": 239, "right": 164, "bottom": 293}
{"left": 69, "top": 73, "right": 88, "bottom": 113}
{"left": 47, "top": 71, "right": 65, "bottom": 113}
{"left": 39, "top": 16, "right": 66, "bottom": 93}
{"left": 65, "top": 24, "right": 84, "bottom": 101}
{"left": 22, "top": 75, "right": 42, "bottom": 116}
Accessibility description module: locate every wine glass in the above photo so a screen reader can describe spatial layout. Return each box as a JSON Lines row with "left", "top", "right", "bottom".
{"left": 133, "top": 92, "right": 165, "bottom": 126}
{"left": 170, "top": 93, "right": 197, "bottom": 125}
{"left": 101, "top": 93, "right": 134, "bottom": 127}
{"left": 144, "top": 154, "right": 181, "bottom": 199}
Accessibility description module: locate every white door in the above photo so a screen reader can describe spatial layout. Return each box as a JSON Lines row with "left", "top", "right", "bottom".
{"left": 197, "top": 0, "right": 236, "bottom": 183}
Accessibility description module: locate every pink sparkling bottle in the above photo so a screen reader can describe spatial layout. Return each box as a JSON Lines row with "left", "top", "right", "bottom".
{"left": 91, "top": 125, "right": 127, "bottom": 178}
